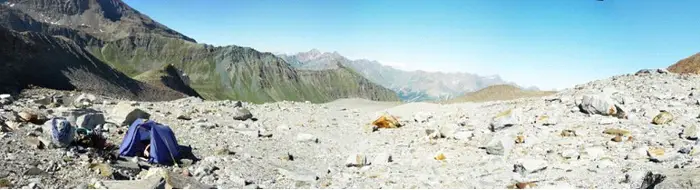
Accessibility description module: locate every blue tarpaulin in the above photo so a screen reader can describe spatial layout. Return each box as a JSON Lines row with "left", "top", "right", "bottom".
{"left": 118, "top": 119, "right": 180, "bottom": 165}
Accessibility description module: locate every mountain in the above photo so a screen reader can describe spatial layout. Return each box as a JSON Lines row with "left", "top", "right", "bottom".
{"left": 667, "top": 52, "right": 700, "bottom": 74}
{"left": 133, "top": 64, "right": 202, "bottom": 98}
{"left": 279, "top": 50, "right": 522, "bottom": 102}
{"left": 442, "top": 84, "right": 557, "bottom": 103}
{"left": 0, "top": 0, "right": 399, "bottom": 103}
{"left": 2, "top": 0, "right": 194, "bottom": 42}
{"left": 0, "top": 26, "right": 191, "bottom": 100}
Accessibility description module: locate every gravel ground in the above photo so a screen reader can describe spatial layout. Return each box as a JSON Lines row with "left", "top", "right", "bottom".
{"left": 1, "top": 69, "right": 699, "bottom": 189}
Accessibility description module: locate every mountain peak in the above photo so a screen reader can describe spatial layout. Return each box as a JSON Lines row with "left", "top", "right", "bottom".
{"left": 3, "top": 0, "right": 195, "bottom": 42}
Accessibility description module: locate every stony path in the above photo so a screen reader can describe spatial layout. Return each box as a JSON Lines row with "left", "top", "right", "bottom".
{"left": 1, "top": 69, "right": 699, "bottom": 189}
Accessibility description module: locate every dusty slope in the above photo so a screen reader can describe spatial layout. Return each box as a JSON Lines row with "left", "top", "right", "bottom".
{"left": 0, "top": 27, "right": 190, "bottom": 100}
{"left": 1, "top": 69, "right": 699, "bottom": 189}
{"left": 667, "top": 52, "right": 700, "bottom": 74}
{"left": 443, "top": 84, "right": 557, "bottom": 103}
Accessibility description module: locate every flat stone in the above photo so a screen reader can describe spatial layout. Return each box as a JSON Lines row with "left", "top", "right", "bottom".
{"left": 296, "top": 133, "right": 318, "bottom": 143}
{"left": 561, "top": 149, "right": 580, "bottom": 159}
{"left": 111, "top": 102, "right": 150, "bottom": 126}
{"left": 514, "top": 159, "right": 548, "bottom": 175}
{"left": 371, "top": 153, "right": 393, "bottom": 165}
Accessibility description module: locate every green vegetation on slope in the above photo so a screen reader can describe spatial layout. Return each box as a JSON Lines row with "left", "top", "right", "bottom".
{"left": 87, "top": 35, "right": 399, "bottom": 103}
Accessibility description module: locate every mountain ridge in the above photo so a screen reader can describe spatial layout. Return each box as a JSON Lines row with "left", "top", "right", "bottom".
{"left": 0, "top": 0, "right": 400, "bottom": 103}
{"left": 279, "top": 49, "right": 538, "bottom": 102}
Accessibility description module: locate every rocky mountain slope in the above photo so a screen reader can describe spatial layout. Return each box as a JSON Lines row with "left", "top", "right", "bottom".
{"left": 2, "top": 0, "right": 195, "bottom": 42}
{"left": 133, "top": 64, "right": 202, "bottom": 98}
{"left": 0, "top": 27, "right": 191, "bottom": 100}
{"left": 667, "top": 52, "right": 700, "bottom": 74}
{"left": 88, "top": 35, "right": 399, "bottom": 102}
{"left": 0, "top": 0, "right": 399, "bottom": 103}
{"left": 443, "top": 84, "right": 557, "bottom": 103}
{"left": 279, "top": 50, "right": 531, "bottom": 102}
{"left": 2, "top": 69, "right": 699, "bottom": 189}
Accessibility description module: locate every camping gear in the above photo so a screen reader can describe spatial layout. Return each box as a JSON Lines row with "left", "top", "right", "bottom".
{"left": 118, "top": 119, "right": 181, "bottom": 165}
{"left": 46, "top": 117, "right": 76, "bottom": 148}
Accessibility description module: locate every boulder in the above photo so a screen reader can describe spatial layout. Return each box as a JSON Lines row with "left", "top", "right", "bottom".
{"left": 489, "top": 108, "right": 521, "bottom": 132}
{"left": 0, "top": 94, "right": 12, "bottom": 105}
{"left": 73, "top": 93, "right": 96, "bottom": 108}
{"left": 578, "top": 94, "right": 626, "bottom": 118}
{"left": 75, "top": 112, "right": 105, "bottom": 130}
{"left": 111, "top": 102, "right": 151, "bottom": 126}
{"left": 43, "top": 118, "right": 75, "bottom": 148}
{"left": 483, "top": 133, "right": 515, "bottom": 156}
{"left": 232, "top": 107, "right": 253, "bottom": 121}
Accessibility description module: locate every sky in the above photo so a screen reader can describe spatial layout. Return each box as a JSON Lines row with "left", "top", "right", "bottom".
{"left": 123, "top": 0, "right": 700, "bottom": 90}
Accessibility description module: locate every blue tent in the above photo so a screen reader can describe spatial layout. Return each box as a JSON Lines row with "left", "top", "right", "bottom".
{"left": 118, "top": 119, "right": 180, "bottom": 165}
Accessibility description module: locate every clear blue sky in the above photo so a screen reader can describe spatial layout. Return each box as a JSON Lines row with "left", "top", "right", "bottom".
{"left": 123, "top": 0, "right": 700, "bottom": 90}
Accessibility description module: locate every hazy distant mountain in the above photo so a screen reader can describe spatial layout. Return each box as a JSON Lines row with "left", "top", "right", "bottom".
{"left": 279, "top": 49, "right": 532, "bottom": 102}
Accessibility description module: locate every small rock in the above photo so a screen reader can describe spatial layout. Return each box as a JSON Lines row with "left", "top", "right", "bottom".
{"left": 453, "top": 131, "right": 474, "bottom": 140}
{"left": 73, "top": 93, "right": 96, "bottom": 108}
{"left": 560, "top": 129, "right": 577, "bottom": 137}
{"left": 683, "top": 124, "right": 699, "bottom": 140}
{"left": 483, "top": 134, "right": 515, "bottom": 156}
{"left": 197, "top": 122, "right": 217, "bottom": 129}
{"left": 596, "top": 159, "right": 615, "bottom": 169}
{"left": 258, "top": 128, "right": 272, "bottom": 138}
{"left": 0, "top": 94, "right": 12, "bottom": 105}
{"left": 232, "top": 107, "right": 253, "bottom": 121}
{"left": 561, "top": 149, "right": 579, "bottom": 159}
{"left": 111, "top": 102, "right": 150, "bottom": 126}
{"left": 612, "top": 135, "right": 624, "bottom": 142}
{"left": 585, "top": 147, "right": 605, "bottom": 159}
{"left": 652, "top": 111, "right": 673, "bottom": 125}
{"left": 345, "top": 153, "right": 368, "bottom": 167}
{"left": 425, "top": 129, "right": 442, "bottom": 139}
{"left": 515, "top": 135, "right": 525, "bottom": 144}
{"left": 18, "top": 111, "right": 38, "bottom": 123}
{"left": 489, "top": 108, "right": 521, "bottom": 132}
{"left": 434, "top": 152, "right": 446, "bottom": 161}
{"left": 23, "top": 167, "right": 44, "bottom": 176}
{"left": 514, "top": 159, "right": 548, "bottom": 175}
{"left": 603, "top": 128, "right": 631, "bottom": 136}
{"left": 296, "top": 133, "right": 318, "bottom": 143}
{"left": 371, "top": 153, "right": 392, "bottom": 165}
{"left": 25, "top": 137, "right": 45, "bottom": 149}
{"left": 233, "top": 101, "right": 243, "bottom": 108}
{"left": 413, "top": 112, "right": 433, "bottom": 123}
{"left": 438, "top": 124, "right": 459, "bottom": 138}
{"left": 176, "top": 115, "right": 192, "bottom": 121}
{"left": 372, "top": 114, "right": 401, "bottom": 129}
